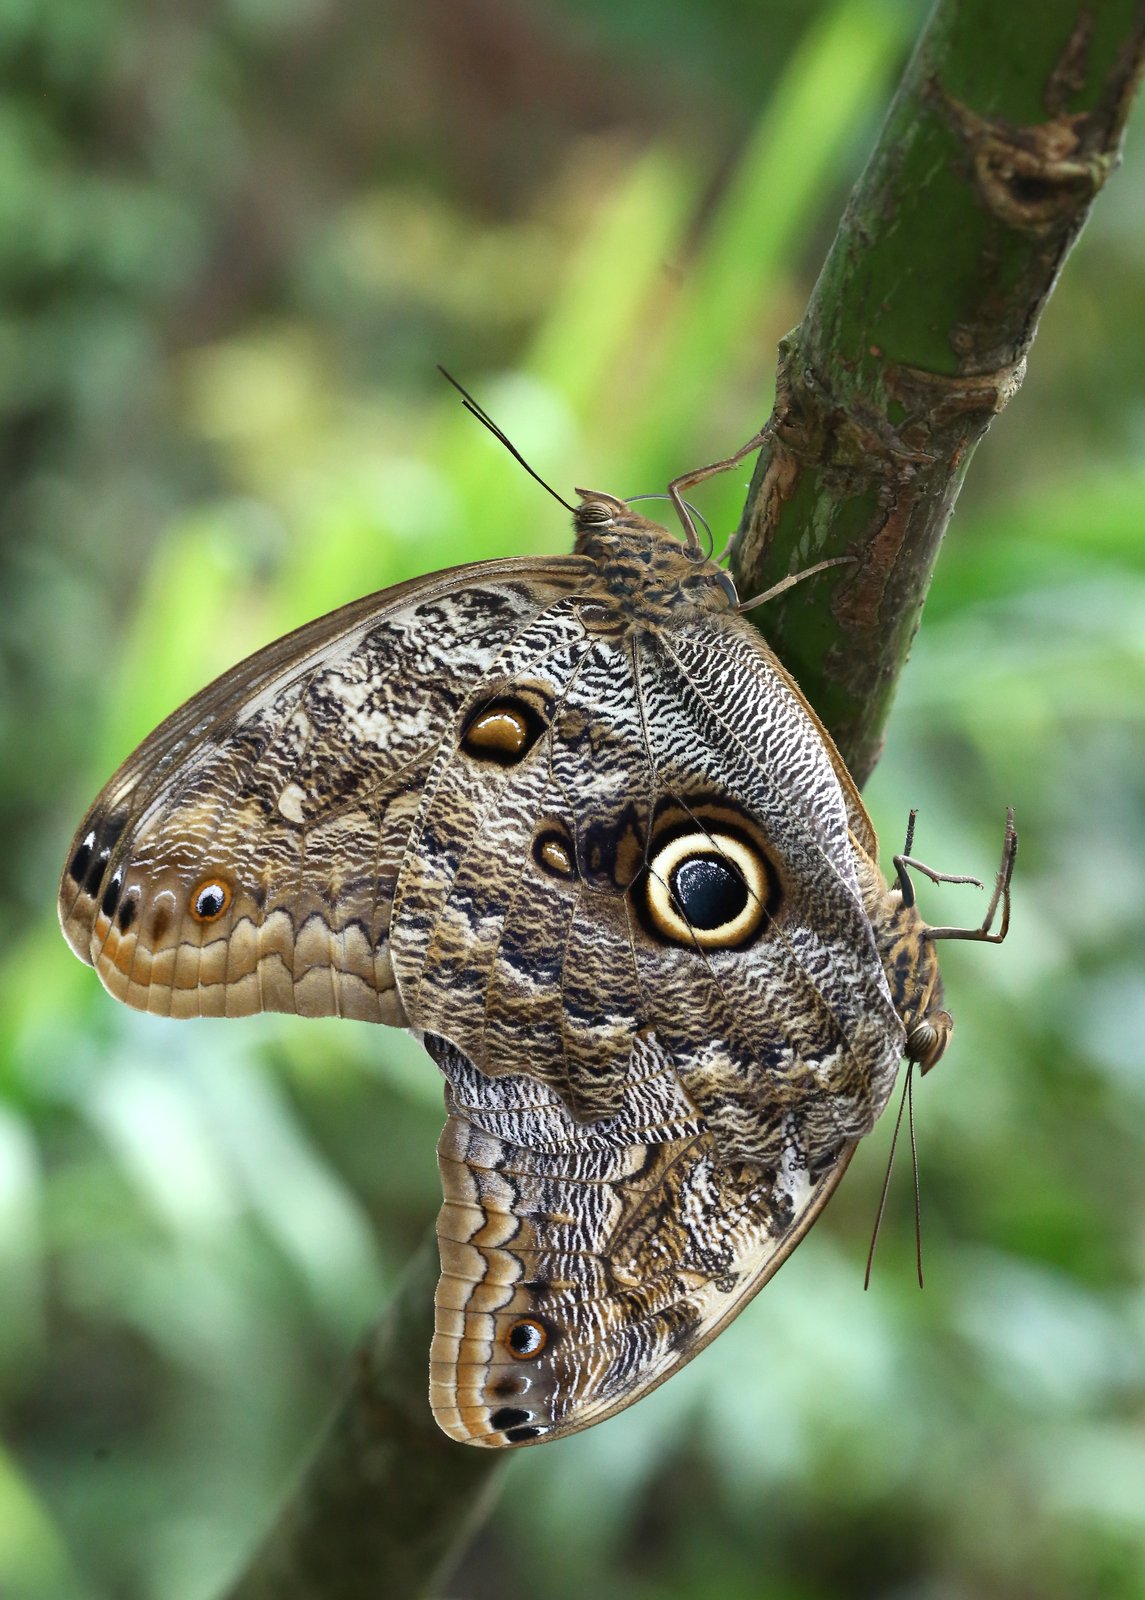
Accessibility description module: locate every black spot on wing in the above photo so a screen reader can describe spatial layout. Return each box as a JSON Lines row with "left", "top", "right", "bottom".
{"left": 100, "top": 869, "right": 124, "bottom": 919}
{"left": 68, "top": 838, "right": 93, "bottom": 886}
{"left": 69, "top": 810, "right": 129, "bottom": 895}
{"left": 490, "top": 1406, "right": 532, "bottom": 1431}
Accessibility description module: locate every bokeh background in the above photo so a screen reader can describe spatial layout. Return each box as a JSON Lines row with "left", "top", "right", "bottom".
{"left": 3, "top": 1, "right": 1145, "bottom": 1596}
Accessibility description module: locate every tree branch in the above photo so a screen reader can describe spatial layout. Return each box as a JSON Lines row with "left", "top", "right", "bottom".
{"left": 222, "top": 1234, "right": 504, "bottom": 1600}
{"left": 734, "top": 0, "right": 1145, "bottom": 783}
{"left": 220, "top": 3, "right": 1145, "bottom": 1596}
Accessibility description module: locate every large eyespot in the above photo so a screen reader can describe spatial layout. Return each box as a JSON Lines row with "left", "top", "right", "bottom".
{"left": 190, "top": 878, "right": 232, "bottom": 922}
{"left": 506, "top": 1317, "right": 548, "bottom": 1358}
{"left": 644, "top": 828, "right": 777, "bottom": 949}
{"left": 460, "top": 695, "right": 546, "bottom": 766}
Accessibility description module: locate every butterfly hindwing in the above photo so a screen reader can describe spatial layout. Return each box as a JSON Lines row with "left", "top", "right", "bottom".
{"left": 396, "top": 605, "right": 904, "bottom": 1168}
{"left": 426, "top": 1033, "right": 853, "bottom": 1446}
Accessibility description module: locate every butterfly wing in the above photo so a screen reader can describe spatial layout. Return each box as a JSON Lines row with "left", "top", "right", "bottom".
{"left": 426, "top": 1032, "right": 853, "bottom": 1446}
{"left": 394, "top": 608, "right": 905, "bottom": 1170}
{"left": 61, "top": 534, "right": 905, "bottom": 1176}
{"left": 59, "top": 558, "right": 589, "bottom": 1021}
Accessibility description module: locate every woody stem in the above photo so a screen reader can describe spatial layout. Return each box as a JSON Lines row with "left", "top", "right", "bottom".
{"left": 733, "top": 0, "right": 1145, "bottom": 784}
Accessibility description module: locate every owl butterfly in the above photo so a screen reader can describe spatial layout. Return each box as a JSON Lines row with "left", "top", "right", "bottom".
{"left": 59, "top": 391, "right": 1015, "bottom": 1448}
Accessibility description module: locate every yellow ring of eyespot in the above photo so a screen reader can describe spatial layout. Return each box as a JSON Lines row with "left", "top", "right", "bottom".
{"left": 645, "top": 829, "right": 768, "bottom": 949}
{"left": 190, "top": 877, "right": 233, "bottom": 922}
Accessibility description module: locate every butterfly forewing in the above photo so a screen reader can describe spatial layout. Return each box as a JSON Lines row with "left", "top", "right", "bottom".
{"left": 391, "top": 626, "right": 660, "bottom": 1121}
{"left": 59, "top": 559, "right": 589, "bottom": 1021}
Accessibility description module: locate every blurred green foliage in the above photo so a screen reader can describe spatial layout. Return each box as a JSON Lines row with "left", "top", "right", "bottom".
{"left": 2, "top": 2, "right": 1144, "bottom": 1597}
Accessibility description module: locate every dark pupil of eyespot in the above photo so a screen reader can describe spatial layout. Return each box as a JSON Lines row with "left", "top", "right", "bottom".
{"left": 197, "top": 887, "right": 225, "bottom": 916}
{"left": 509, "top": 1321, "right": 544, "bottom": 1355}
{"left": 671, "top": 855, "right": 747, "bottom": 930}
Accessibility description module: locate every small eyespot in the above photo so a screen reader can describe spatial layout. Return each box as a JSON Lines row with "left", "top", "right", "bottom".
{"left": 533, "top": 827, "right": 576, "bottom": 880}
{"left": 490, "top": 1373, "right": 530, "bottom": 1399}
{"left": 506, "top": 1317, "right": 548, "bottom": 1358}
{"left": 83, "top": 848, "right": 110, "bottom": 898}
{"left": 644, "top": 827, "right": 777, "bottom": 949}
{"left": 116, "top": 894, "right": 139, "bottom": 934}
{"left": 460, "top": 696, "right": 546, "bottom": 766}
{"left": 68, "top": 831, "right": 96, "bottom": 886}
{"left": 191, "top": 878, "right": 232, "bottom": 922}
{"left": 505, "top": 1424, "right": 545, "bottom": 1443}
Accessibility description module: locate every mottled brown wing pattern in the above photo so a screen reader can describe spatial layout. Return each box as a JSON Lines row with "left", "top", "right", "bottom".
{"left": 426, "top": 1032, "right": 852, "bottom": 1446}
{"left": 59, "top": 559, "right": 589, "bottom": 1020}
{"left": 631, "top": 620, "right": 906, "bottom": 1162}
{"left": 395, "top": 606, "right": 905, "bottom": 1172}
{"left": 392, "top": 614, "right": 655, "bottom": 1121}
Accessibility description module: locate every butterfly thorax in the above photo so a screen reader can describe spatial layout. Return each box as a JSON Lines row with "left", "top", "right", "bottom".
{"left": 572, "top": 491, "right": 737, "bottom": 625}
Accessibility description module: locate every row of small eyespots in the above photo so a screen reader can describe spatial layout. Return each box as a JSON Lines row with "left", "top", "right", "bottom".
{"left": 490, "top": 1318, "right": 550, "bottom": 1442}
{"left": 68, "top": 813, "right": 125, "bottom": 900}
{"left": 68, "top": 813, "right": 234, "bottom": 937}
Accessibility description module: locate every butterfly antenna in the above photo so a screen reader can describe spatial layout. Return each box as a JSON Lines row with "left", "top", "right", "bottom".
{"left": 627, "top": 494, "right": 715, "bottom": 558}
{"left": 437, "top": 367, "right": 575, "bottom": 514}
{"left": 864, "top": 1061, "right": 914, "bottom": 1291}
{"left": 908, "top": 1056, "right": 924, "bottom": 1288}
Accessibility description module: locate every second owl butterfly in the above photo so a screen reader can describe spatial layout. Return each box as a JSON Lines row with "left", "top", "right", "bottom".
{"left": 58, "top": 406, "right": 1015, "bottom": 1445}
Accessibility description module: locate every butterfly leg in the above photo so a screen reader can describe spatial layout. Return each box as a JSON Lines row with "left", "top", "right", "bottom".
{"left": 896, "top": 807, "right": 1018, "bottom": 944}
{"left": 666, "top": 425, "right": 772, "bottom": 555}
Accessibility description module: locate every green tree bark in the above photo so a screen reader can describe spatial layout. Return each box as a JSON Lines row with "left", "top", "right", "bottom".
{"left": 734, "top": 0, "right": 1145, "bottom": 782}
{"left": 222, "top": 1234, "right": 500, "bottom": 1600}
{"left": 221, "top": 3, "right": 1145, "bottom": 1597}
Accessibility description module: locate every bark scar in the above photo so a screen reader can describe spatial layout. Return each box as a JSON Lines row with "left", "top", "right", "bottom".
{"left": 930, "top": 78, "right": 1115, "bottom": 235}
{"left": 770, "top": 333, "right": 1025, "bottom": 469}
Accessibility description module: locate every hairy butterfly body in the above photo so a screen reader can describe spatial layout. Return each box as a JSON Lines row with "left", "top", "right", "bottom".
{"left": 60, "top": 483, "right": 1013, "bottom": 1446}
